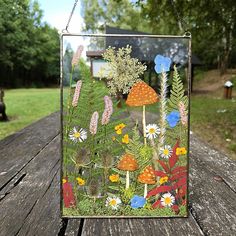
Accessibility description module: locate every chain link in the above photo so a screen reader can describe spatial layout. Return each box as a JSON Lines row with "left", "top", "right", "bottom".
{"left": 64, "top": 0, "right": 79, "bottom": 32}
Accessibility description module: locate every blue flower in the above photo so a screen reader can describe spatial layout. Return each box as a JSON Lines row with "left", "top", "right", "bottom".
{"left": 166, "top": 111, "right": 180, "bottom": 128}
{"left": 130, "top": 195, "right": 146, "bottom": 209}
{"left": 154, "top": 55, "right": 171, "bottom": 74}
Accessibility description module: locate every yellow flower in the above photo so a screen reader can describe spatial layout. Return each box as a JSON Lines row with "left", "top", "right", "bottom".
{"left": 112, "top": 136, "right": 116, "bottom": 141}
{"left": 115, "top": 123, "right": 126, "bottom": 134}
{"left": 62, "top": 178, "right": 67, "bottom": 184}
{"left": 176, "top": 147, "right": 187, "bottom": 155}
{"left": 76, "top": 177, "right": 85, "bottom": 186}
{"left": 159, "top": 176, "right": 168, "bottom": 185}
{"left": 109, "top": 174, "right": 119, "bottom": 182}
{"left": 122, "top": 134, "right": 129, "bottom": 144}
{"left": 116, "top": 129, "right": 122, "bottom": 135}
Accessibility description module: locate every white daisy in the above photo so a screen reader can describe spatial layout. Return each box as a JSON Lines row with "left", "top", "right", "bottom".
{"left": 105, "top": 196, "right": 122, "bottom": 210}
{"left": 161, "top": 192, "right": 175, "bottom": 207}
{"left": 69, "top": 127, "right": 87, "bottom": 143}
{"left": 146, "top": 124, "right": 160, "bottom": 139}
{"left": 160, "top": 145, "right": 173, "bottom": 159}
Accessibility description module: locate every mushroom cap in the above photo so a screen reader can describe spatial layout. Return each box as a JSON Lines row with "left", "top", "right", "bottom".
{"left": 117, "top": 153, "right": 138, "bottom": 171}
{"left": 126, "top": 81, "right": 158, "bottom": 107}
{"left": 138, "top": 165, "right": 156, "bottom": 184}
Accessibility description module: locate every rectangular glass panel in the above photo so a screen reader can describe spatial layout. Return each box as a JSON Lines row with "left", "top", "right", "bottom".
{"left": 61, "top": 34, "right": 190, "bottom": 218}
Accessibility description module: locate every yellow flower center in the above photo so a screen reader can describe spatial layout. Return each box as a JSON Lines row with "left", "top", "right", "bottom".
{"left": 73, "top": 132, "right": 81, "bottom": 138}
{"left": 149, "top": 128, "right": 155, "bottom": 134}
{"left": 109, "top": 199, "right": 117, "bottom": 206}
{"left": 163, "top": 149, "right": 169, "bottom": 155}
{"left": 164, "top": 197, "right": 172, "bottom": 205}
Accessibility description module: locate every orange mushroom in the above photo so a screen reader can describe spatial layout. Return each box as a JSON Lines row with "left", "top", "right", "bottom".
{"left": 126, "top": 81, "right": 158, "bottom": 145}
{"left": 117, "top": 153, "right": 138, "bottom": 189}
{"left": 138, "top": 165, "right": 156, "bottom": 197}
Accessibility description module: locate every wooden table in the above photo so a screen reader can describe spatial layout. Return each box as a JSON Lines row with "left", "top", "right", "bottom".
{"left": 0, "top": 112, "right": 235, "bottom": 236}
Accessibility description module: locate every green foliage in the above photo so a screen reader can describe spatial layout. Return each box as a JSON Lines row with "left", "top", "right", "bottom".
{"left": 0, "top": 0, "right": 59, "bottom": 88}
{"left": 168, "top": 66, "right": 188, "bottom": 112}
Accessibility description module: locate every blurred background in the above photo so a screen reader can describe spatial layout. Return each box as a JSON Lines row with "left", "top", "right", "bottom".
{"left": 0, "top": 0, "right": 235, "bottom": 159}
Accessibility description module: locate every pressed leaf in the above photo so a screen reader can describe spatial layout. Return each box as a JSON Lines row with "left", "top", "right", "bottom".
{"left": 154, "top": 170, "right": 167, "bottom": 177}
{"left": 169, "top": 140, "right": 180, "bottom": 169}
{"left": 152, "top": 200, "right": 162, "bottom": 209}
{"left": 146, "top": 185, "right": 172, "bottom": 198}
{"left": 158, "top": 160, "right": 170, "bottom": 173}
{"left": 172, "top": 166, "right": 187, "bottom": 174}
{"left": 172, "top": 177, "right": 187, "bottom": 190}
{"left": 169, "top": 171, "right": 187, "bottom": 181}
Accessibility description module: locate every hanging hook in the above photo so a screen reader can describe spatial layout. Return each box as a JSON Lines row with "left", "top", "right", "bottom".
{"left": 63, "top": 0, "right": 79, "bottom": 33}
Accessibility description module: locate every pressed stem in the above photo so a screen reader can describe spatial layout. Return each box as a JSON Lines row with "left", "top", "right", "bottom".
{"left": 126, "top": 171, "right": 130, "bottom": 189}
{"left": 144, "top": 184, "right": 148, "bottom": 198}
{"left": 142, "top": 105, "right": 147, "bottom": 146}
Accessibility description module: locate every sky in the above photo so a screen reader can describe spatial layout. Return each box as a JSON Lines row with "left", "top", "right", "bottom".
{"left": 37, "top": 0, "right": 88, "bottom": 54}
{"left": 38, "top": 0, "right": 84, "bottom": 33}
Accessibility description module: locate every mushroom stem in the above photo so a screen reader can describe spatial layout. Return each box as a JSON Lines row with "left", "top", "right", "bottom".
{"left": 144, "top": 184, "right": 148, "bottom": 198}
{"left": 126, "top": 171, "right": 130, "bottom": 189}
{"left": 142, "top": 105, "right": 147, "bottom": 146}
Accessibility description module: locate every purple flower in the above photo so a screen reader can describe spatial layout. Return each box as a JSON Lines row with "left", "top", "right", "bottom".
{"left": 154, "top": 55, "right": 171, "bottom": 74}
{"left": 130, "top": 195, "right": 146, "bottom": 209}
{"left": 166, "top": 111, "right": 180, "bottom": 128}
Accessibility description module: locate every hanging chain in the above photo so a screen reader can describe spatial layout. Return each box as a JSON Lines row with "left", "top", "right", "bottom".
{"left": 63, "top": 0, "right": 79, "bottom": 32}
{"left": 169, "top": 0, "right": 190, "bottom": 35}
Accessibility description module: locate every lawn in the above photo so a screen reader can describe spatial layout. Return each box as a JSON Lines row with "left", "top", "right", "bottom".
{"left": 190, "top": 95, "right": 236, "bottom": 159}
{"left": 0, "top": 88, "right": 60, "bottom": 140}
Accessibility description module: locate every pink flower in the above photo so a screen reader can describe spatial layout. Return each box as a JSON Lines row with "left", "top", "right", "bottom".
{"left": 71, "top": 45, "right": 84, "bottom": 66}
{"left": 101, "top": 96, "right": 113, "bottom": 125}
{"left": 72, "top": 80, "right": 82, "bottom": 107}
{"left": 178, "top": 101, "right": 188, "bottom": 126}
{"left": 90, "top": 111, "right": 99, "bottom": 135}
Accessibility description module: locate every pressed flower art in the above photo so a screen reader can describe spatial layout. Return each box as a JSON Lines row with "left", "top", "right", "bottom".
{"left": 61, "top": 35, "right": 190, "bottom": 218}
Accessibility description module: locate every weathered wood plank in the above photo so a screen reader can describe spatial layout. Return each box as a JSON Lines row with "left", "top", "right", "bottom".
{"left": 189, "top": 141, "right": 236, "bottom": 236}
{"left": 81, "top": 216, "right": 204, "bottom": 236}
{"left": 64, "top": 219, "right": 81, "bottom": 236}
{"left": 0, "top": 136, "right": 61, "bottom": 236}
{"left": 0, "top": 112, "right": 60, "bottom": 190}
{"left": 190, "top": 134, "right": 236, "bottom": 192}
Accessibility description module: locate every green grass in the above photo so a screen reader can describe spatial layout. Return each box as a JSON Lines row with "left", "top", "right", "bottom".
{"left": 190, "top": 95, "right": 236, "bottom": 159}
{"left": 0, "top": 88, "right": 60, "bottom": 140}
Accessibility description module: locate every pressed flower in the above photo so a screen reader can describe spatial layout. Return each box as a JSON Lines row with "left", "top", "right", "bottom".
{"left": 161, "top": 193, "right": 175, "bottom": 207}
{"left": 89, "top": 111, "right": 99, "bottom": 135}
{"left": 101, "top": 96, "right": 113, "bottom": 125}
{"left": 159, "top": 176, "right": 169, "bottom": 185}
{"left": 154, "top": 55, "right": 171, "bottom": 74}
{"left": 116, "top": 129, "right": 122, "bottom": 135}
{"left": 130, "top": 195, "right": 146, "bottom": 209}
{"left": 72, "top": 80, "right": 82, "bottom": 107}
{"left": 176, "top": 147, "right": 187, "bottom": 155}
{"left": 166, "top": 111, "right": 180, "bottom": 128}
{"left": 122, "top": 134, "right": 129, "bottom": 144}
{"left": 76, "top": 177, "right": 85, "bottom": 186}
{"left": 145, "top": 124, "right": 160, "bottom": 139}
{"left": 115, "top": 123, "right": 126, "bottom": 135}
{"left": 160, "top": 145, "right": 172, "bottom": 159}
{"left": 115, "top": 123, "right": 126, "bottom": 130}
{"left": 105, "top": 196, "right": 122, "bottom": 210}
{"left": 71, "top": 45, "right": 84, "bottom": 66}
{"left": 69, "top": 127, "right": 87, "bottom": 143}
{"left": 109, "top": 174, "right": 119, "bottom": 182}
{"left": 178, "top": 101, "right": 188, "bottom": 126}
